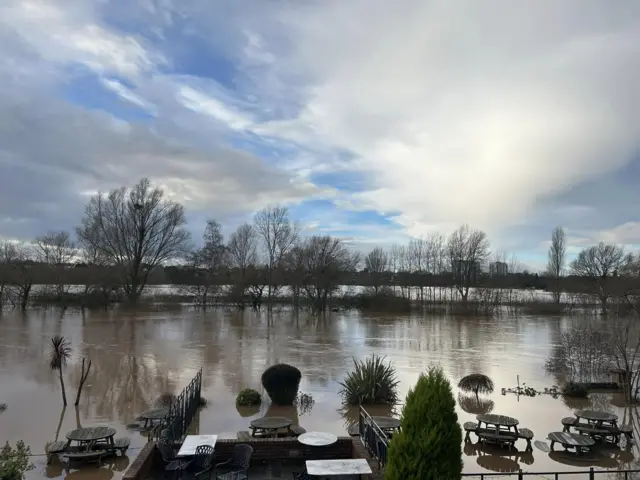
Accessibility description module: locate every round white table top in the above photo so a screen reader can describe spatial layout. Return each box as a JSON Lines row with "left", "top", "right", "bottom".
{"left": 297, "top": 431, "right": 338, "bottom": 446}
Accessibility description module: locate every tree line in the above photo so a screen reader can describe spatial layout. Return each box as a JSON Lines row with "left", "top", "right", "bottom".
{"left": 1, "top": 178, "right": 639, "bottom": 313}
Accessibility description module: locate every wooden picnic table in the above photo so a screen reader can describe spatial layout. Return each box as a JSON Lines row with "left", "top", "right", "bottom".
{"left": 66, "top": 426, "right": 117, "bottom": 446}
{"left": 139, "top": 408, "right": 169, "bottom": 428}
{"left": 249, "top": 416, "right": 292, "bottom": 437}
{"left": 575, "top": 410, "right": 618, "bottom": 427}
{"left": 64, "top": 426, "right": 118, "bottom": 463}
{"left": 475, "top": 415, "right": 519, "bottom": 449}
{"left": 548, "top": 431, "right": 595, "bottom": 454}
{"left": 372, "top": 416, "right": 401, "bottom": 431}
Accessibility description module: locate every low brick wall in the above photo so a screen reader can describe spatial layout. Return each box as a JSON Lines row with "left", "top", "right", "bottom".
{"left": 123, "top": 437, "right": 354, "bottom": 480}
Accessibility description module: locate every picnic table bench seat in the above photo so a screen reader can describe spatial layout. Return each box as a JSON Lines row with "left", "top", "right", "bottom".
{"left": 517, "top": 428, "right": 534, "bottom": 450}
{"left": 574, "top": 425, "right": 615, "bottom": 437}
{"left": 561, "top": 417, "right": 577, "bottom": 432}
{"left": 114, "top": 438, "right": 131, "bottom": 454}
{"left": 477, "top": 431, "right": 517, "bottom": 449}
{"left": 65, "top": 449, "right": 108, "bottom": 463}
{"left": 45, "top": 441, "right": 67, "bottom": 464}
{"left": 463, "top": 422, "right": 478, "bottom": 441}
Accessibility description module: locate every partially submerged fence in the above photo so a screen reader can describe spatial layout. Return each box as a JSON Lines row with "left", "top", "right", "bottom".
{"left": 358, "top": 406, "right": 390, "bottom": 469}
{"left": 148, "top": 368, "right": 203, "bottom": 442}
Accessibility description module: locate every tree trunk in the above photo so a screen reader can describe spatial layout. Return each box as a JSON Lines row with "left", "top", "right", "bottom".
{"left": 59, "top": 368, "right": 67, "bottom": 406}
{"left": 74, "top": 358, "right": 91, "bottom": 406}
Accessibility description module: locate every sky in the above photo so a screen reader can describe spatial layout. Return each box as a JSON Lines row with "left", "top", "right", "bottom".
{"left": 0, "top": 0, "right": 639, "bottom": 272}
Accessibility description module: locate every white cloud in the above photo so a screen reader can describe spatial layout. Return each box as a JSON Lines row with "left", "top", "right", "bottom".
{"left": 0, "top": 0, "right": 161, "bottom": 77}
{"left": 235, "top": 0, "right": 640, "bottom": 238}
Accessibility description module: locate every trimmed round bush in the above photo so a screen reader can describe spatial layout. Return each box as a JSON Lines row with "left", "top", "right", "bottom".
{"left": 261, "top": 364, "right": 301, "bottom": 406}
{"left": 236, "top": 388, "right": 262, "bottom": 406}
{"left": 386, "top": 366, "right": 462, "bottom": 480}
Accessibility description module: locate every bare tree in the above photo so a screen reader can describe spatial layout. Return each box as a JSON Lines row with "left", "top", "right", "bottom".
{"left": 447, "top": 224, "right": 491, "bottom": 302}
{"left": 254, "top": 206, "right": 299, "bottom": 307}
{"left": 0, "top": 241, "right": 18, "bottom": 308}
{"left": 76, "top": 178, "right": 190, "bottom": 304}
{"left": 226, "top": 223, "right": 258, "bottom": 309}
{"left": 546, "top": 226, "right": 566, "bottom": 304}
{"left": 5, "top": 243, "right": 36, "bottom": 310}
{"left": 299, "top": 235, "right": 360, "bottom": 313}
{"left": 364, "top": 247, "right": 389, "bottom": 294}
{"left": 609, "top": 309, "right": 640, "bottom": 403}
{"left": 571, "top": 242, "right": 626, "bottom": 313}
{"left": 35, "top": 231, "right": 76, "bottom": 299}
{"left": 74, "top": 357, "right": 92, "bottom": 406}
{"left": 185, "top": 219, "right": 227, "bottom": 306}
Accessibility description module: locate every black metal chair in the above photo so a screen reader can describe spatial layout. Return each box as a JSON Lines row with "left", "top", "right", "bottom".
{"left": 186, "top": 445, "right": 215, "bottom": 480}
{"left": 158, "top": 441, "right": 192, "bottom": 480}
{"left": 215, "top": 444, "right": 253, "bottom": 479}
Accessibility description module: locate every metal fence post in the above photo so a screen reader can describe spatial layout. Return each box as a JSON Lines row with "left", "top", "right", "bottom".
{"left": 518, "top": 469, "right": 523, "bottom": 480}
{"left": 589, "top": 467, "right": 594, "bottom": 480}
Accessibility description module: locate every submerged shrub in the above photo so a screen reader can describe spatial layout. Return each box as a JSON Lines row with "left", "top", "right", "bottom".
{"left": 386, "top": 366, "right": 462, "bottom": 480}
{"left": 339, "top": 354, "right": 399, "bottom": 405}
{"left": 562, "top": 381, "right": 589, "bottom": 398}
{"left": 458, "top": 374, "right": 495, "bottom": 398}
{"left": 236, "top": 388, "right": 262, "bottom": 406}
{"left": 261, "top": 364, "right": 302, "bottom": 405}
{"left": 0, "top": 441, "right": 35, "bottom": 480}
{"left": 294, "top": 392, "right": 315, "bottom": 415}
{"left": 155, "top": 393, "right": 177, "bottom": 407}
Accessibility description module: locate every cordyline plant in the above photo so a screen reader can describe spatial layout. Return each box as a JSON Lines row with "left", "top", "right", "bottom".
{"left": 339, "top": 354, "right": 399, "bottom": 405}
{"left": 0, "top": 441, "right": 35, "bottom": 480}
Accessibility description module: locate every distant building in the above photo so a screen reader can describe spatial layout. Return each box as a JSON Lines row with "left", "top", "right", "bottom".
{"left": 490, "top": 261, "right": 508, "bottom": 277}
{"left": 452, "top": 259, "right": 481, "bottom": 284}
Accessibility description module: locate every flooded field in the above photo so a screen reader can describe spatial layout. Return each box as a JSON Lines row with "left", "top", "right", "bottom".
{"left": 0, "top": 308, "right": 637, "bottom": 480}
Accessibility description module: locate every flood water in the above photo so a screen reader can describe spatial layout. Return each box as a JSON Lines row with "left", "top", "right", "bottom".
{"left": 1, "top": 308, "right": 638, "bottom": 480}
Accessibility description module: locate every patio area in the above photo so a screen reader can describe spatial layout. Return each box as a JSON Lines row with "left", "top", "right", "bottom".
{"left": 146, "top": 460, "right": 306, "bottom": 480}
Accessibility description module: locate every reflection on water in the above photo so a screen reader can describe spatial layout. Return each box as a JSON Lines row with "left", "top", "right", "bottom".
{"left": 1, "top": 308, "right": 639, "bottom": 479}
{"left": 458, "top": 393, "right": 495, "bottom": 415}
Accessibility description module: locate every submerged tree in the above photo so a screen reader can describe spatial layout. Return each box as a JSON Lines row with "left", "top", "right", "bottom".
{"left": 76, "top": 178, "right": 190, "bottom": 304}
{"left": 458, "top": 374, "right": 495, "bottom": 400}
{"left": 447, "top": 224, "right": 491, "bottom": 302}
{"left": 571, "top": 242, "right": 626, "bottom": 313}
{"left": 49, "top": 336, "right": 72, "bottom": 406}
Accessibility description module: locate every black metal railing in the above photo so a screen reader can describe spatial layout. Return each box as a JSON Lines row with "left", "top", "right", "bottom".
{"left": 358, "top": 406, "right": 390, "bottom": 469}
{"left": 461, "top": 467, "right": 640, "bottom": 479}
{"left": 148, "top": 368, "right": 203, "bottom": 442}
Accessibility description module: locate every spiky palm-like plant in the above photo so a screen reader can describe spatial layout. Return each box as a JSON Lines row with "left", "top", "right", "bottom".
{"left": 458, "top": 374, "right": 494, "bottom": 400}
{"left": 49, "top": 336, "right": 72, "bottom": 406}
{"left": 339, "top": 354, "right": 399, "bottom": 405}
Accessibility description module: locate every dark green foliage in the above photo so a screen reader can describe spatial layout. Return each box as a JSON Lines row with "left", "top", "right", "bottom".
{"left": 261, "top": 364, "right": 301, "bottom": 405}
{"left": 458, "top": 374, "right": 494, "bottom": 397}
{"left": 385, "top": 366, "right": 462, "bottom": 480}
{"left": 339, "top": 355, "right": 399, "bottom": 405}
{"left": 0, "top": 441, "right": 34, "bottom": 480}
{"left": 562, "top": 381, "right": 589, "bottom": 398}
{"left": 236, "top": 388, "right": 262, "bottom": 406}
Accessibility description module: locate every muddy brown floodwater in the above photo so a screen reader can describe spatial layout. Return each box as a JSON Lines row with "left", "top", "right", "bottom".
{"left": 0, "top": 309, "right": 638, "bottom": 480}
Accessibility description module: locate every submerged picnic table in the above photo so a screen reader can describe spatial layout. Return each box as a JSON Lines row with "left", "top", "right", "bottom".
{"left": 139, "top": 408, "right": 169, "bottom": 428}
{"left": 562, "top": 410, "right": 630, "bottom": 444}
{"left": 548, "top": 431, "right": 595, "bottom": 454}
{"left": 249, "top": 416, "right": 293, "bottom": 437}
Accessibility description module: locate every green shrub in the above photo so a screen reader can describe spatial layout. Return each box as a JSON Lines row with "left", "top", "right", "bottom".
{"left": 385, "top": 366, "right": 462, "bottom": 480}
{"left": 562, "top": 381, "right": 589, "bottom": 398}
{"left": 340, "top": 355, "right": 399, "bottom": 405}
{"left": 261, "top": 364, "right": 301, "bottom": 405}
{"left": 236, "top": 388, "right": 262, "bottom": 406}
{"left": 0, "top": 441, "right": 34, "bottom": 480}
